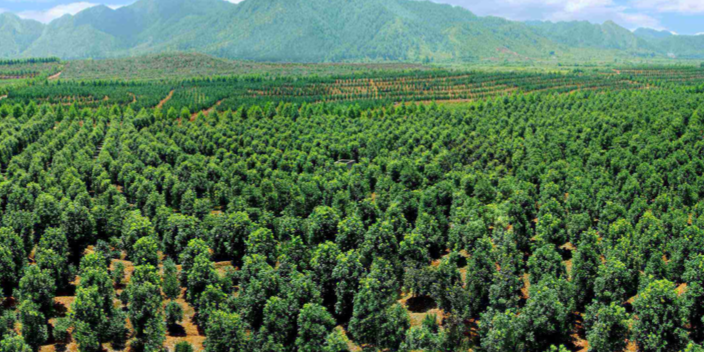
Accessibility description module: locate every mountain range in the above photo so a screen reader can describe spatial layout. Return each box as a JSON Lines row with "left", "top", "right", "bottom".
{"left": 1, "top": 0, "right": 703, "bottom": 63}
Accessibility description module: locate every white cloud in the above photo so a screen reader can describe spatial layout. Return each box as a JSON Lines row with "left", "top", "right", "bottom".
{"left": 436, "top": 0, "right": 663, "bottom": 30}
{"left": 632, "top": 0, "right": 704, "bottom": 14}
{"left": 225, "top": 0, "right": 245, "bottom": 3}
{"left": 18, "top": 2, "right": 99, "bottom": 23}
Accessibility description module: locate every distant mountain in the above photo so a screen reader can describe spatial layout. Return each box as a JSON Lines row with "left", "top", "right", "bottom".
{"left": 1, "top": 0, "right": 703, "bottom": 62}
{"left": 527, "top": 21, "right": 654, "bottom": 53}
{"left": 634, "top": 28, "right": 674, "bottom": 41}
{"left": 0, "top": 13, "right": 44, "bottom": 58}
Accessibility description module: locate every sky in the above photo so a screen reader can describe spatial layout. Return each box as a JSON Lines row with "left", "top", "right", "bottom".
{"left": 0, "top": 0, "right": 702, "bottom": 35}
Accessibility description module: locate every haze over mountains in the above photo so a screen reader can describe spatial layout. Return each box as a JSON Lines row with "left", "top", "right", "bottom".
{"left": 1, "top": 0, "right": 703, "bottom": 62}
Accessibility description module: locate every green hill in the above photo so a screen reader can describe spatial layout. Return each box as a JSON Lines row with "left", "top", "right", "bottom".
{"left": 2, "top": 0, "right": 703, "bottom": 62}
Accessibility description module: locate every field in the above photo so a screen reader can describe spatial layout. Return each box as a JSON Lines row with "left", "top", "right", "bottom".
{"left": 0, "top": 56, "right": 703, "bottom": 352}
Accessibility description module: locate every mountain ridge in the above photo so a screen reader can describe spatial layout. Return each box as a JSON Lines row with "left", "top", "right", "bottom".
{"left": 1, "top": 0, "right": 703, "bottom": 62}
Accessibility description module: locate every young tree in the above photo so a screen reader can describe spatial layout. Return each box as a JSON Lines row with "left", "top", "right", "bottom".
{"left": 633, "top": 280, "right": 687, "bottom": 352}
{"left": 311, "top": 242, "right": 343, "bottom": 310}
{"left": 165, "top": 301, "right": 184, "bottom": 328}
{"left": 204, "top": 310, "right": 249, "bottom": 352}
{"left": 584, "top": 302, "right": 629, "bottom": 352}
{"left": 332, "top": 250, "right": 364, "bottom": 319}
{"left": 520, "top": 277, "right": 573, "bottom": 351}
{"left": 162, "top": 258, "right": 181, "bottom": 300}
{"left": 208, "top": 211, "right": 252, "bottom": 261}
{"left": 571, "top": 231, "right": 601, "bottom": 310}
{"left": 527, "top": 244, "right": 566, "bottom": 284}
{"left": 18, "top": 300, "right": 48, "bottom": 352}
{"left": 296, "top": 303, "right": 336, "bottom": 352}
{"left": 132, "top": 235, "right": 160, "bottom": 267}
{"left": 0, "top": 334, "right": 32, "bottom": 352}
{"left": 479, "top": 309, "right": 524, "bottom": 352}
{"left": 186, "top": 253, "right": 219, "bottom": 304}
{"left": 307, "top": 206, "right": 341, "bottom": 245}
{"left": 17, "top": 265, "right": 56, "bottom": 317}
{"left": 245, "top": 228, "right": 277, "bottom": 263}
{"left": 127, "top": 265, "right": 165, "bottom": 351}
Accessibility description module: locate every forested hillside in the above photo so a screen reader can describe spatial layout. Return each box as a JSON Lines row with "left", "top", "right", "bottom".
{"left": 1, "top": 0, "right": 703, "bottom": 62}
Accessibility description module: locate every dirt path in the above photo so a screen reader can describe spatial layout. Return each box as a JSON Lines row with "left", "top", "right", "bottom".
{"left": 48, "top": 71, "right": 62, "bottom": 80}
{"left": 190, "top": 100, "right": 223, "bottom": 121}
{"left": 0, "top": 95, "right": 6, "bottom": 101}
{"left": 157, "top": 90, "right": 174, "bottom": 109}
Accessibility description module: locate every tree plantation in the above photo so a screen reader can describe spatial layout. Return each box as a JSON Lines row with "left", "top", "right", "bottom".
{"left": 0, "top": 64, "right": 704, "bottom": 352}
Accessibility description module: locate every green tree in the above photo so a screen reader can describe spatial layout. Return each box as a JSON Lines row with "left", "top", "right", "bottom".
{"left": 165, "top": 301, "right": 184, "bottom": 327}
{"left": 127, "top": 265, "right": 165, "bottom": 352}
{"left": 132, "top": 235, "right": 160, "bottom": 267}
{"left": 0, "top": 334, "right": 32, "bottom": 352}
{"left": 296, "top": 303, "right": 336, "bottom": 352}
{"left": 18, "top": 300, "right": 48, "bottom": 351}
{"left": 162, "top": 258, "right": 181, "bottom": 300}
{"left": 584, "top": 302, "right": 629, "bottom": 352}
{"left": 17, "top": 265, "right": 56, "bottom": 317}
{"left": 572, "top": 231, "right": 601, "bottom": 310}
{"left": 633, "top": 280, "right": 687, "bottom": 352}
{"left": 308, "top": 206, "right": 341, "bottom": 244}
{"left": 204, "top": 310, "right": 249, "bottom": 352}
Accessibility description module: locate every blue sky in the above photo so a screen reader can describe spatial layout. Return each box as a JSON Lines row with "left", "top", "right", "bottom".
{"left": 0, "top": 0, "right": 703, "bottom": 35}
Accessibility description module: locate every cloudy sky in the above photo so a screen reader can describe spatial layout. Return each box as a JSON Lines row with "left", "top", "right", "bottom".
{"left": 0, "top": 0, "right": 702, "bottom": 34}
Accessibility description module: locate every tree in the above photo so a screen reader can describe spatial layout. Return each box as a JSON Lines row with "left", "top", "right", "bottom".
{"left": 683, "top": 254, "right": 704, "bottom": 340}
{"left": 61, "top": 202, "right": 95, "bottom": 258}
{"left": 0, "top": 227, "right": 26, "bottom": 296}
{"left": 520, "top": 277, "right": 573, "bottom": 351}
{"left": 571, "top": 231, "right": 601, "bottom": 310}
{"left": 35, "top": 227, "right": 72, "bottom": 290}
{"left": 122, "top": 211, "right": 155, "bottom": 258}
{"left": 71, "top": 286, "right": 110, "bottom": 352}
{"left": 132, "top": 235, "right": 160, "bottom": 267}
{"left": 204, "top": 310, "right": 249, "bottom": 352}
{"left": 18, "top": 300, "right": 47, "bottom": 351}
{"left": 332, "top": 250, "right": 364, "bottom": 319}
{"left": 33, "top": 194, "right": 61, "bottom": 238}
{"left": 165, "top": 301, "right": 184, "bottom": 327}
{"left": 463, "top": 239, "right": 495, "bottom": 318}
{"left": 179, "top": 238, "right": 210, "bottom": 283}
{"left": 17, "top": 265, "right": 56, "bottom": 317}
{"left": 186, "top": 253, "right": 218, "bottom": 304}
{"left": 0, "top": 245, "right": 17, "bottom": 297}
{"left": 0, "top": 334, "right": 32, "bottom": 352}
{"left": 379, "top": 303, "right": 410, "bottom": 351}
{"left": 479, "top": 309, "right": 524, "bottom": 352}
{"left": 584, "top": 302, "right": 629, "bottom": 352}
{"left": 245, "top": 228, "right": 277, "bottom": 263}
{"left": 633, "top": 280, "right": 687, "bottom": 352}
{"left": 175, "top": 342, "right": 194, "bottom": 352}
{"left": 258, "top": 296, "right": 297, "bottom": 349}
{"left": 336, "top": 216, "right": 365, "bottom": 251}
{"left": 308, "top": 206, "right": 341, "bottom": 245}
{"left": 594, "top": 257, "right": 631, "bottom": 305}
{"left": 296, "top": 303, "right": 336, "bottom": 352}
{"left": 162, "top": 258, "right": 181, "bottom": 300}
{"left": 127, "top": 265, "right": 165, "bottom": 352}
{"left": 323, "top": 329, "right": 350, "bottom": 352}
{"left": 348, "top": 260, "right": 402, "bottom": 348}
{"left": 311, "top": 242, "right": 343, "bottom": 310}
{"left": 527, "top": 244, "right": 566, "bottom": 284}
{"left": 208, "top": 211, "right": 252, "bottom": 261}
{"left": 163, "top": 213, "right": 202, "bottom": 258}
